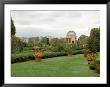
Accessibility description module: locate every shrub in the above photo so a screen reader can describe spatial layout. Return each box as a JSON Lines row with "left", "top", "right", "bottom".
{"left": 42, "top": 50, "right": 84, "bottom": 58}
{"left": 89, "top": 60, "right": 100, "bottom": 73}
{"left": 42, "top": 52, "right": 67, "bottom": 58}
{"left": 87, "top": 28, "right": 100, "bottom": 52}
{"left": 72, "top": 49, "right": 84, "bottom": 55}
{"left": 94, "top": 60, "right": 100, "bottom": 74}
{"left": 11, "top": 51, "right": 34, "bottom": 64}
{"left": 89, "top": 64, "right": 95, "bottom": 70}
{"left": 11, "top": 49, "right": 84, "bottom": 63}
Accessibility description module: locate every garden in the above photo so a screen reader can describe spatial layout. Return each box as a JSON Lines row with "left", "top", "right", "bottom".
{"left": 11, "top": 18, "right": 100, "bottom": 77}
{"left": 11, "top": 54, "right": 99, "bottom": 77}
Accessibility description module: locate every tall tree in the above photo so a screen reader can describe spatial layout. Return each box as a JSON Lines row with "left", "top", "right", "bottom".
{"left": 11, "top": 18, "right": 16, "bottom": 36}
{"left": 11, "top": 18, "right": 24, "bottom": 53}
{"left": 87, "top": 28, "right": 100, "bottom": 52}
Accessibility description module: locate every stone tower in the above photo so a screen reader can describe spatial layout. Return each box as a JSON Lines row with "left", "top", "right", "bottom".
{"left": 65, "top": 31, "right": 77, "bottom": 44}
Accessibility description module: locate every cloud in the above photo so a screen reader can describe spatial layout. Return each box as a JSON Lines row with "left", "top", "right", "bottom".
{"left": 11, "top": 10, "right": 100, "bottom": 38}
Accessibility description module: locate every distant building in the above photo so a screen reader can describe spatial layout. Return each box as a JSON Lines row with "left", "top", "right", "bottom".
{"left": 65, "top": 31, "right": 77, "bottom": 44}
{"left": 19, "top": 37, "right": 29, "bottom": 43}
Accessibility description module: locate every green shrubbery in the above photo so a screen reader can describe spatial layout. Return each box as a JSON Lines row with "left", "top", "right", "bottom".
{"left": 89, "top": 60, "right": 100, "bottom": 73}
{"left": 42, "top": 49, "right": 84, "bottom": 58}
{"left": 94, "top": 59, "right": 100, "bottom": 74}
{"left": 88, "top": 56, "right": 100, "bottom": 74}
{"left": 72, "top": 49, "right": 84, "bottom": 55}
{"left": 42, "top": 52, "right": 67, "bottom": 58}
{"left": 11, "top": 51, "right": 34, "bottom": 63}
{"left": 11, "top": 49, "right": 84, "bottom": 63}
{"left": 11, "top": 56, "right": 34, "bottom": 64}
{"left": 87, "top": 28, "right": 100, "bottom": 52}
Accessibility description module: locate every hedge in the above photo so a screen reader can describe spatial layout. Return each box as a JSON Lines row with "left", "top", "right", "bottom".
{"left": 11, "top": 49, "right": 84, "bottom": 64}
{"left": 72, "top": 49, "right": 84, "bottom": 55}
{"left": 11, "top": 52, "right": 34, "bottom": 64}
{"left": 42, "top": 52, "right": 67, "bottom": 58}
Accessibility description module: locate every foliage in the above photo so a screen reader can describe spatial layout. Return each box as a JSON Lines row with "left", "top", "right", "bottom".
{"left": 11, "top": 36, "right": 27, "bottom": 53}
{"left": 11, "top": 49, "right": 84, "bottom": 63}
{"left": 11, "top": 36, "right": 21, "bottom": 53}
{"left": 78, "top": 35, "right": 89, "bottom": 48}
{"left": 87, "top": 28, "right": 100, "bottom": 52}
{"left": 25, "top": 37, "right": 83, "bottom": 53}
{"left": 28, "top": 37, "right": 39, "bottom": 47}
{"left": 86, "top": 52, "right": 100, "bottom": 73}
{"left": 42, "top": 52, "right": 67, "bottom": 58}
{"left": 11, "top": 50, "right": 34, "bottom": 63}
{"left": 94, "top": 60, "right": 100, "bottom": 74}
{"left": 40, "top": 37, "right": 50, "bottom": 45}
{"left": 64, "top": 44, "right": 81, "bottom": 55}
{"left": 89, "top": 64, "right": 95, "bottom": 70}
{"left": 11, "top": 18, "right": 27, "bottom": 53}
{"left": 89, "top": 59, "right": 100, "bottom": 72}
{"left": 72, "top": 49, "right": 84, "bottom": 55}
{"left": 11, "top": 18, "right": 16, "bottom": 36}
{"left": 49, "top": 38, "right": 65, "bottom": 52}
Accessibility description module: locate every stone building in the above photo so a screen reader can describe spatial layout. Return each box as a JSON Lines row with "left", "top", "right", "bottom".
{"left": 65, "top": 31, "right": 77, "bottom": 44}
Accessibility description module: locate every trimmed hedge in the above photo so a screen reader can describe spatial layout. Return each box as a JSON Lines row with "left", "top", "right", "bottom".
{"left": 72, "top": 49, "right": 84, "bottom": 55}
{"left": 11, "top": 49, "right": 84, "bottom": 64}
{"left": 42, "top": 52, "right": 67, "bottom": 58}
{"left": 11, "top": 52, "right": 34, "bottom": 64}
{"left": 42, "top": 49, "right": 84, "bottom": 58}
{"left": 11, "top": 50, "right": 33, "bottom": 63}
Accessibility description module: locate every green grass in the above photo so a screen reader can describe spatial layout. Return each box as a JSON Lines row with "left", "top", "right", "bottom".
{"left": 11, "top": 54, "right": 99, "bottom": 77}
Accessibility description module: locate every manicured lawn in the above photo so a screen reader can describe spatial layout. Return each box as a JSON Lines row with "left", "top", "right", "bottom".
{"left": 11, "top": 54, "right": 100, "bottom": 77}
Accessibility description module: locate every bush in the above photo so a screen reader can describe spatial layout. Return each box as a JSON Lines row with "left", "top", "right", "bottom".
{"left": 42, "top": 52, "right": 67, "bottom": 58}
{"left": 87, "top": 28, "right": 100, "bottom": 52}
{"left": 23, "top": 47, "right": 33, "bottom": 51}
{"left": 72, "top": 49, "right": 84, "bottom": 55}
{"left": 11, "top": 51, "right": 34, "bottom": 64}
{"left": 89, "top": 64, "right": 95, "bottom": 70}
{"left": 42, "top": 50, "right": 84, "bottom": 58}
{"left": 11, "top": 55, "right": 35, "bottom": 64}
{"left": 89, "top": 60, "right": 100, "bottom": 74}
{"left": 94, "top": 60, "right": 100, "bottom": 74}
{"left": 11, "top": 49, "right": 84, "bottom": 63}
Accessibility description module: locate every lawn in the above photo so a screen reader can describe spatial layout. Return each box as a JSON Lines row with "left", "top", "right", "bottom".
{"left": 11, "top": 54, "right": 99, "bottom": 77}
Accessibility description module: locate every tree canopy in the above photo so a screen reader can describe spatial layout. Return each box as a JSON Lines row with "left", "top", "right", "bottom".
{"left": 87, "top": 28, "right": 100, "bottom": 52}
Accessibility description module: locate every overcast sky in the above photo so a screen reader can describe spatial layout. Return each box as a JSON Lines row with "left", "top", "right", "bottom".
{"left": 11, "top": 10, "right": 100, "bottom": 38}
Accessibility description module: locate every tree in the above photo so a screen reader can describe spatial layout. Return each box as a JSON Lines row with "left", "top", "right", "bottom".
{"left": 11, "top": 18, "right": 16, "bottom": 36}
{"left": 11, "top": 36, "right": 21, "bottom": 53}
{"left": 78, "top": 35, "right": 88, "bottom": 48}
{"left": 11, "top": 18, "right": 17, "bottom": 53}
{"left": 50, "top": 38, "right": 65, "bottom": 52}
{"left": 40, "top": 37, "right": 50, "bottom": 45}
{"left": 11, "top": 18, "right": 25, "bottom": 53}
{"left": 87, "top": 28, "right": 100, "bottom": 52}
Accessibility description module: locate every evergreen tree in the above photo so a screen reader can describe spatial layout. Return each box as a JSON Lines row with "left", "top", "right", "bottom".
{"left": 87, "top": 28, "right": 100, "bottom": 52}
{"left": 11, "top": 18, "right": 16, "bottom": 36}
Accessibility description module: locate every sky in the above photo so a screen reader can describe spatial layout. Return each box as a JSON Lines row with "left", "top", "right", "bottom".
{"left": 11, "top": 10, "right": 100, "bottom": 38}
